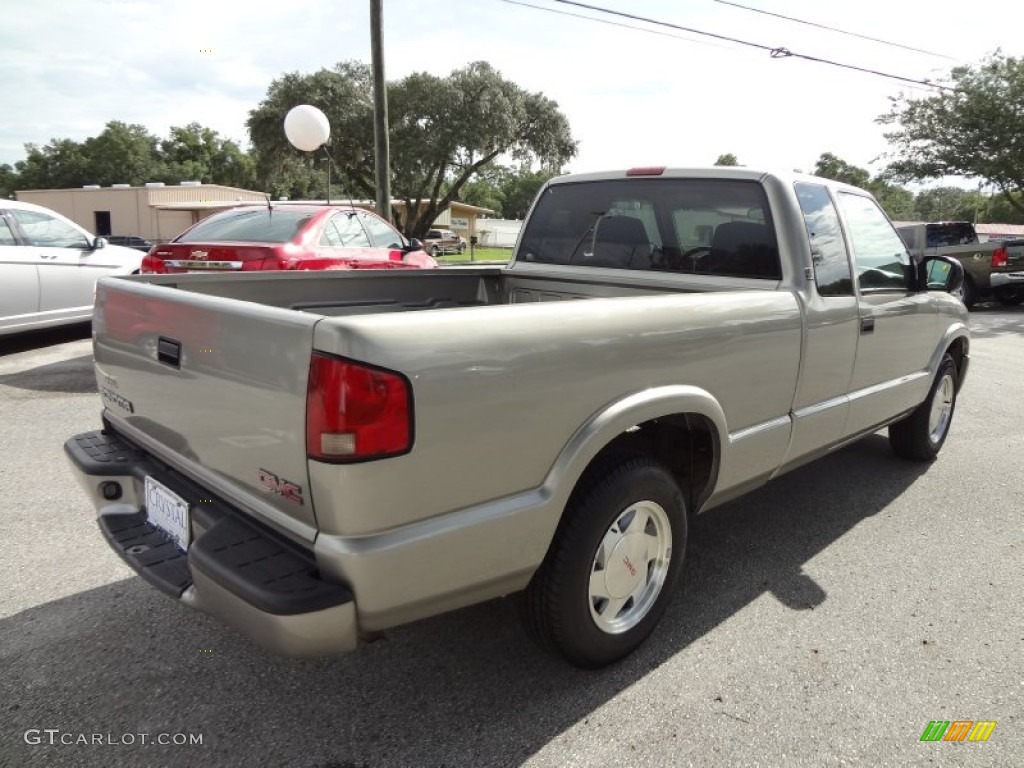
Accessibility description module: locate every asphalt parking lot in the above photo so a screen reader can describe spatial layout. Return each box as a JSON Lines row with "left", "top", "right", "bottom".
{"left": 1, "top": 307, "right": 1021, "bottom": 768}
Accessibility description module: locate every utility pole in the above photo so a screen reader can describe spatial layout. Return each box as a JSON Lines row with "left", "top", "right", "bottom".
{"left": 370, "top": 0, "right": 391, "bottom": 222}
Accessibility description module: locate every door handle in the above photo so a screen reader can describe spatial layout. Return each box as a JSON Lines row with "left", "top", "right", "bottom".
{"left": 860, "top": 316, "right": 875, "bottom": 335}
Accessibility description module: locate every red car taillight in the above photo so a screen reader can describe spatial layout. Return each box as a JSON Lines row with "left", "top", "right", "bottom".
{"left": 306, "top": 353, "right": 413, "bottom": 462}
{"left": 992, "top": 247, "right": 1008, "bottom": 268}
{"left": 140, "top": 254, "right": 167, "bottom": 274}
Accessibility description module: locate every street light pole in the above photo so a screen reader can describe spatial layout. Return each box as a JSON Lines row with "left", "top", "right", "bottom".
{"left": 370, "top": 0, "right": 391, "bottom": 222}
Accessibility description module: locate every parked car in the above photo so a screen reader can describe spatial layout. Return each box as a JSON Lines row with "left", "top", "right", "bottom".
{"left": 422, "top": 228, "right": 466, "bottom": 257}
{"left": 67, "top": 167, "right": 969, "bottom": 668}
{"left": 106, "top": 235, "right": 155, "bottom": 253}
{"left": 897, "top": 221, "right": 1024, "bottom": 308}
{"left": 140, "top": 204, "right": 436, "bottom": 273}
{"left": 0, "top": 199, "right": 145, "bottom": 336}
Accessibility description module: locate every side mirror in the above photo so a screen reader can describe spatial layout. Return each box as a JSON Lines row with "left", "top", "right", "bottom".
{"left": 92, "top": 236, "right": 107, "bottom": 251}
{"left": 405, "top": 238, "right": 424, "bottom": 252}
{"left": 918, "top": 255, "right": 964, "bottom": 295}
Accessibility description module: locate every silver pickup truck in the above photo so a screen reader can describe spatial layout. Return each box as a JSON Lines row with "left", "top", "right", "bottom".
{"left": 66, "top": 168, "right": 969, "bottom": 668}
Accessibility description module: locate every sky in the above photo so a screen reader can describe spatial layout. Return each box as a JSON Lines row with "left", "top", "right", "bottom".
{"left": 0, "top": 0, "right": 1012, "bottom": 183}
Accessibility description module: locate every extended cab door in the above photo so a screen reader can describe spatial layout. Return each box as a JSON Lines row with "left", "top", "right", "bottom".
{"left": 782, "top": 182, "right": 859, "bottom": 467}
{"left": 834, "top": 192, "right": 936, "bottom": 436}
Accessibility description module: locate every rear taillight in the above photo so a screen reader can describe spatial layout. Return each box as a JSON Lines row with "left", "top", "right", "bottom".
{"left": 992, "top": 247, "right": 1008, "bottom": 268}
{"left": 140, "top": 254, "right": 166, "bottom": 274}
{"left": 306, "top": 353, "right": 412, "bottom": 461}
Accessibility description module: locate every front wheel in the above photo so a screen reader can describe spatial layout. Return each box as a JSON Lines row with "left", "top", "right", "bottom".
{"left": 960, "top": 276, "right": 977, "bottom": 310}
{"left": 889, "top": 354, "right": 958, "bottom": 461}
{"left": 520, "top": 455, "right": 687, "bottom": 668}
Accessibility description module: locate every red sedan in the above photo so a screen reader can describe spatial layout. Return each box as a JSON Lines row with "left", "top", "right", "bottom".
{"left": 141, "top": 204, "right": 437, "bottom": 273}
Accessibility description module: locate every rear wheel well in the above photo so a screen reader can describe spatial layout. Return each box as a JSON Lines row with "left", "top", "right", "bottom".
{"left": 582, "top": 414, "right": 719, "bottom": 518}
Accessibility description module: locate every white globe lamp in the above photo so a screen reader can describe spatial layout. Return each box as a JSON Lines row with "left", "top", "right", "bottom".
{"left": 284, "top": 105, "right": 330, "bottom": 152}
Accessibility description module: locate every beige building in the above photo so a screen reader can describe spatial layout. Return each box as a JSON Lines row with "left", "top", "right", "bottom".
{"left": 16, "top": 184, "right": 493, "bottom": 243}
{"left": 16, "top": 183, "right": 268, "bottom": 243}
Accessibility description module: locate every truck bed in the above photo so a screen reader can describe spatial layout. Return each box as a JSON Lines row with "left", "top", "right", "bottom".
{"left": 130, "top": 265, "right": 756, "bottom": 315}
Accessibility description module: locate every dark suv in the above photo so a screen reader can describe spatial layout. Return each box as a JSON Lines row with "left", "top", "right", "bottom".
{"left": 106, "top": 235, "right": 154, "bottom": 252}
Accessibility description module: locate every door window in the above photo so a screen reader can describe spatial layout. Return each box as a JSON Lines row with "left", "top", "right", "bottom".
{"left": 0, "top": 216, "right": 17, "bottom": 245}
{"left": 835, "top": 193, "right": 911, "bottom": 293}
{"left": 326, "top": 213, "right": 371, "bottom": 247}
{"left": 360, "top": 214, "right": 403, "bottom": 248}
{"left": 10, "top": 210, "right": 90, "bottom": 249}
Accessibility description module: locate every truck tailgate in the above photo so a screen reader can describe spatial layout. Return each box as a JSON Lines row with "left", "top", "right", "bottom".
{"left": 92, "top": 276, "right": 320, "bottom": 538}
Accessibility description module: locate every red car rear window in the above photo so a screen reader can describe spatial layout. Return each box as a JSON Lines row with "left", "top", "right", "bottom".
{"left": 177, "top": 209, "right": 315, "bottom": 244}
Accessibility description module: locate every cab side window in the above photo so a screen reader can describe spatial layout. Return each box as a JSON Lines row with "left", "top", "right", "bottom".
{"left": 9, "top": 209, "right": 90, "bottom": 249}
{"left": 835, "top": 192, "right": 911, "bottom": 293}
{"left": 795, "top": 183, "right": 853, "bottom": 296}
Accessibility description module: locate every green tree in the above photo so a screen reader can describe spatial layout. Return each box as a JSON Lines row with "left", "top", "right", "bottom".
{"left": 499, "top": 167, "right": 559, "bottom": 219}
{"left": 810, "top": 152, "right": 917, "bottom": 219}
{"left": 0, "top": 164, "right": 20, "bottom": 198}
{"left": 247, "top": 60, "right": 577, "bottom": 237}
{"left": 714, "top": 153, "right": 739, "bottom": 166}
{"left": 812, "top": 152, "right": 871, "bottom": 188}
{"left": 458, "top": 163, "right": 507, "bottom": 215}
{"left": 80, "top": 121, "right": 164, "bottom": 186}
{"left": 879, "top": 52, "right": 1024, "bottom": 213}
{"left": 160, "top": 122, "right": 256, "bottom": 188}
{"left": 872, "top": 180, "right": 916, "bottom": 220}
{"left": 983, "top": 190, "right": 1024, "bottom": 224}
{"left": 15, "top": 138, "right": 91, "bottom": 189}
{"left": 913, "top": 187, "right": 982, "bottom": 222}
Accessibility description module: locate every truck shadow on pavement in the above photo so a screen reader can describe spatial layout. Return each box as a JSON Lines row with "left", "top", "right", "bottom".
{"left": 0, "top": 354, "right": 97, "bottom": 393}
{"left": 3, "top": 435, "right": 930, "bottom": 768}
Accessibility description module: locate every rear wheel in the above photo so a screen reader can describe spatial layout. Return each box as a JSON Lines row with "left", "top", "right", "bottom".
{"left": 993, "top": 286, "right": 1024, "bottom": 306}
{"left": 520, "top": 455, "right": 687, "bottom": 668}
{"left": 889, "top": 354, "right": 958, "bottom": 461}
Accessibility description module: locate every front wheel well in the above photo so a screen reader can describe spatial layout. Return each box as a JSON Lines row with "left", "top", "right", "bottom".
{"left": 945, "top": 337, "right": 967, "bottom": 389}
{"left": 581, "top": 413, "right": 719, "bottom": 518}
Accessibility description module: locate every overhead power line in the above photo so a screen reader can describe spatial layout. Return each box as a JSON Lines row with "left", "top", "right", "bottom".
{"left": 498, "top": 0, "right": 734, "bottom": 50}
{"left": 713, "top": 0, "right": 957, "bottom": 61}
{"left": 541, "top": 0, "right": 952, "bottom": 91}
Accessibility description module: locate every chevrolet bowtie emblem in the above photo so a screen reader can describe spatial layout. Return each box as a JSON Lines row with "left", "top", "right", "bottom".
{"left": 191, "top": 250, "right": 209, "bottom": 260}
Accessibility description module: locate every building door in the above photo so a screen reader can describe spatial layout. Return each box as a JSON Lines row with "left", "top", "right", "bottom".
{"left": 94, "top": 211, "right": 112, "bottom": 236}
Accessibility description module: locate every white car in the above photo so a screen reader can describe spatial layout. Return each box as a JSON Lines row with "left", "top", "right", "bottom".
{"left": 0, "top": 199, "right": 145, "bottom": 336}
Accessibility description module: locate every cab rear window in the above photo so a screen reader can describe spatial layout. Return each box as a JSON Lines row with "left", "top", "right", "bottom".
{"left": 517, "top": 179, "right": 781, "bottom": 279}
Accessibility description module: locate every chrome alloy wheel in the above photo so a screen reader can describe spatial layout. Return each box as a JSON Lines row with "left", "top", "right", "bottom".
{"left": 928, "top": 372, "right": 956, "bottom": 443}
{"left": 588, "top": 501, "right": 672, "bottom": 634}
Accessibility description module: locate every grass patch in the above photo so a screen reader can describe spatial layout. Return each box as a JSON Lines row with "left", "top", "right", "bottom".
{"left": 439, "top": 246, "right": 512, "bottom": 264}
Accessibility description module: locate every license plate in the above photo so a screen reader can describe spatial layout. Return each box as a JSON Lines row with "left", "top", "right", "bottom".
{"left": 144, "top": 476, "right": 191, "bottom": 552}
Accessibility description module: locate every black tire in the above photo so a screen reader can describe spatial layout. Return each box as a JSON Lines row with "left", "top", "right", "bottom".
{"left": 520, "top": 455, "right": 687, "bottom": 668}
{"left": 889, "top": 354, "right": 958, "bottom": 461}
{"left": 993, "top": 286, "right": 1024, "bottom": 306}
{"left": 960, "top": 276, "right": 977, "bottom": 310}
{"left": 430, "top": 245, "right": 439, "bottom": 258}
